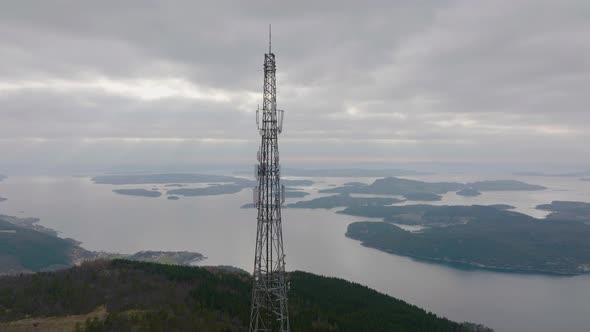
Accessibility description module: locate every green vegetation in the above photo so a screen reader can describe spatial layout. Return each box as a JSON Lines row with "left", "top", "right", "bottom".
{"left": 346, "top": 205, "right": 590, "bottom": 275}
{"left": 0, "top": 260, "right": 482, "bottom": 331}
{"left": 287, "top": 194, "right": 402, "bottom": 209}
{"left": 536, "top": 201, "right": 590, "bottom": 223}
{"left": 112, "top": 189, "right": 162, "bottom": 198}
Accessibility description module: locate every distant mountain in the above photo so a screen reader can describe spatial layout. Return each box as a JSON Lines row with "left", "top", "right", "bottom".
{"left": 0, "top": 260, "right": 490, "bottom": 331}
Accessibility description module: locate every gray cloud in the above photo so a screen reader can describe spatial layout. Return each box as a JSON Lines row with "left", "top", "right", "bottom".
{"left": 0, "top": 0, "right": 588, "bottom": 173}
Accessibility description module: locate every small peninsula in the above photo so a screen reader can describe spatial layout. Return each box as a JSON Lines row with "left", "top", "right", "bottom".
{"left": 536, "top": 201, "right": 590, "bottom": 223}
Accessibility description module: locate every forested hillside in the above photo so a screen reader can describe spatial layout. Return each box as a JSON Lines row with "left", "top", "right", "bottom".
{"left": 0, "top": 260, "right": 489, "bottom": 331}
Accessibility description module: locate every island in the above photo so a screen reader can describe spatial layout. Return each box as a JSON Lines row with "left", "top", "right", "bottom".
{"left": 320, "top": 177, "right": 464, "bottom": 195}
{"left": 581, "top": 178, "right": 590, "bottom": 182}
{"left": 113, "top": 189, "right": 162, "bottom": 198}
{"left": 465, "top": 180, "right": 546, "bottom": 191}
{"left": 345, "top": 204, "right": 590, "bottom": 275}
{"left": 536, "top": 201, "right": 590, "bottom": 223}
{"left": 167, "top": 195, "right": 180, "bottom": 200}
{"left": 402, "top": 192, "right": 442, "bottom": 201}
{"left": 92, "top": 173, "right": 253, "bottom": 185}
{"left": 456, "top": 188, "right": 481, "bottom": 196}
{"left": 95, "top": 173, "right": 315, "bottom": 199}
{"left": 0, "top": 197, "right": 6, "bottom": 202}
{"left": 167, "top": 184, "right": 244, "bottom": 196}
{"left": 287, "top": 194, "right": 403, "bottom": 209}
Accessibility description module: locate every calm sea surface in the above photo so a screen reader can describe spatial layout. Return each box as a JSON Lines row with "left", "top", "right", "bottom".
{"left": 1, "top": 174, "right": 590, "bottom": 332}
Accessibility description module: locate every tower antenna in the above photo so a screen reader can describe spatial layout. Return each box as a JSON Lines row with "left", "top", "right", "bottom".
{"left": 249, "top": 28, "right": 290, "bottom": 332}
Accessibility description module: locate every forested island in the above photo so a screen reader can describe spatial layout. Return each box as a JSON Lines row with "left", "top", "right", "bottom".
{"left": 0, "top": 260, "right": 490, "bottom": 331}
{"left": 320, "top": 177, "right": 545, "bottom": 197}
{"left": 94, "top": 173, "right": 314, "bottom": 200}
{"left": 344, "top": 204, "right": 590, "bottom": 275}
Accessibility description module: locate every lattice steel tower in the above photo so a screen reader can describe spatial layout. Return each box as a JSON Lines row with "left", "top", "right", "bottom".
{"left": 249, "top": 26, "right": 290, "bottom": 332}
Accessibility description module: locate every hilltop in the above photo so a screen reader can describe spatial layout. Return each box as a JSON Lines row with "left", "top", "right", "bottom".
{"left": 0, "top": 260, "right": 490, "bottom": 332}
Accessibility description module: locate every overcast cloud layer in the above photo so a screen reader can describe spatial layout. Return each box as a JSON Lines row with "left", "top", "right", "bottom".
{"left": 0, "top": 0, "right": 589, "bottom": 173}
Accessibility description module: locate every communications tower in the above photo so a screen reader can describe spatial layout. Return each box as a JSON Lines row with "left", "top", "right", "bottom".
{"left": 249, "top": 26, "right": 290, "bottom": 332}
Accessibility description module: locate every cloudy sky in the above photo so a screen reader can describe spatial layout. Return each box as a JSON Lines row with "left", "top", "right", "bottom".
{"left": 0, "top": 1, "right": 588, "bottom": 174}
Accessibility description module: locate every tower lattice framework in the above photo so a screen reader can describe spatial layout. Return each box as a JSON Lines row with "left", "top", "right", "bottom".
{"left": 249, "top": 27, "right": 290, "bottom": 332}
